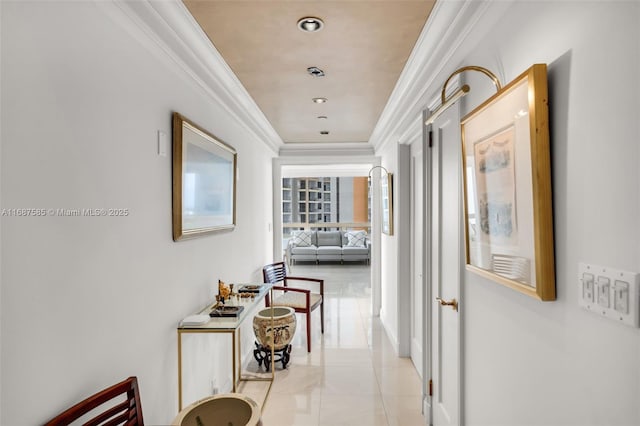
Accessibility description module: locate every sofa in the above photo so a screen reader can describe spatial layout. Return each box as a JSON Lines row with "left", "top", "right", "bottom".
{"left": 286, "top": 230, "right": 370, "bottom": 264}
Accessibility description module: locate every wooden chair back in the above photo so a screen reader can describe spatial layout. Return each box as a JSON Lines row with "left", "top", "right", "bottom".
{"left": 262, "top": 261, "right": 325, "bottom": 352}
{"left": 44, "top": 376, "right": 144, "bottom": 426}
{"left": 263, "top": 261, "right": 288, "bottom": 285}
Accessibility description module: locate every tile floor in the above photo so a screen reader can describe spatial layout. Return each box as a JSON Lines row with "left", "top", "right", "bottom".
{"left": 239, "top": 262, "right": 425, "bottom": 426}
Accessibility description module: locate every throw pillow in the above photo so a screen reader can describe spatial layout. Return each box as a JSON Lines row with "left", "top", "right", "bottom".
{"left": 346, "top": 230, "right": 367, "bottom": 247}
{"left": 291, "top": 230, "right": 313, "bottom": 247}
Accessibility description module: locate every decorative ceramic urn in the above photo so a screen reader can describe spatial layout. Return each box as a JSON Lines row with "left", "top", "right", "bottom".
{"left": 172, "top": 393, "right": 262, "bottom": 426}
{"left": 252, "top": 307, "right": 296, "bottom": 350}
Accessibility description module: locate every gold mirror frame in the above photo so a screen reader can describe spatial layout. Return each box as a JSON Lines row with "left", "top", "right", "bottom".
{"left": 172, "top": 112, "right": 237, "bottom": 241}
{"left": 461, "top": 64, "right": 555, "bottom": 301}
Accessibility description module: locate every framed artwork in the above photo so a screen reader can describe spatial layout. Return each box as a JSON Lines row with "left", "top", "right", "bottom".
{"left": 461, "top": 64, "right": 555, "bottom": 300}
{"left": 172, "top": 112, "right": 237, "bottom": 241}
{"left": 381, "top": 173, "right": 393, "bottom": 235}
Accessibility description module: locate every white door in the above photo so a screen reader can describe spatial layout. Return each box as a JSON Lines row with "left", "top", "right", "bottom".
{"left": 410, "top": 135, "right": 424, "bottom": 377}
{"left": 428, "top": 104, "right": 462, "bottom": 425}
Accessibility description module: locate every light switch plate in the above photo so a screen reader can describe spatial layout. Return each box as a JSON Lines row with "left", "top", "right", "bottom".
{"left": 157, "top": 130, "right": 167, "bottom": 157}
{"left": 597, "top": 276, "right": 610, "bottom": 308}
{"left": 578, "top": 263, "right": 640, "bottom": 327}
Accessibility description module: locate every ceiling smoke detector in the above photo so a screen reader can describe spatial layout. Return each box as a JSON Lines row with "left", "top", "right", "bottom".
{"left": 312, "top": 97, "right": 327, "bottom": 104}
{"left": 317, "top": 116, "right": 328, "bottom": 120}
{"left": 307, "top": 66, "right": 325, "bottom": 77}
{"left": 297, "top": 17, "right": 324, "bottom": 32}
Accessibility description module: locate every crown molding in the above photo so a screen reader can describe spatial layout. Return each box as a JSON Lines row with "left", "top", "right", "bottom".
{"left": 281, "top": 163, "right": 375, "bottom": 178}
{"left": 279, "top": 142, "right": 375, "bottom": 158}
{"left": 370, "top": 0, "right": 514, "bottom": 153}
{"left": 111, "top": 0, "right": 283, "bottom": 153}
{"left": 397, "top": 112, "right": 423, "bottom": 146}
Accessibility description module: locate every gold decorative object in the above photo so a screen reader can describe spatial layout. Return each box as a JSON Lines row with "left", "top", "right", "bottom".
{"left": 218, "top": 279, "right": 231, "bottom": 303}
{"left": 425, "top": 65, "right": 502, "bottom": 126}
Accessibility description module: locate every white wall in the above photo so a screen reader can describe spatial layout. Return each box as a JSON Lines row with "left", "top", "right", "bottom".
{"left": 378, "top": 143, "right": 400, "bottom": 349}
{"left": 377, "top": 140, "right": 412, "bottom": 358}
{"left": 396, "top": 144, "right": 411, "bottom": 357}
{"left": 1, "top": 2, "right": 274, "bottom": 424}
{"left": 0, "top": 1, "right": 3, "bottom": 421}
{"left": 376, "top": 0, "right": 639, "bottom": 424}
{"left": 460, "top": 2, "right": 640, "bottom": 424}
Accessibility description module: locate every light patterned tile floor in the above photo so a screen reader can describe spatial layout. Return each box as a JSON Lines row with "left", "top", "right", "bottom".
{"left": 239, "top": 263, "right": 425, "bottom": 426}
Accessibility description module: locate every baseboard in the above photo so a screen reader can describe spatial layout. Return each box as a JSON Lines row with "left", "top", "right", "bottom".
{"left": 379, "top": 309, "right": 400, "bottom": 355}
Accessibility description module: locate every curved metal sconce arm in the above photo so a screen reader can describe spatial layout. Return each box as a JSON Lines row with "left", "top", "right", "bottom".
{"left": 367, "top": 165, "right": 389, "bottom": 181}
{"left": 440, "top": 65, "right": 502, "bottom": 105}
{"left": 425, "top": 65, "right": 503, "bottom": 126}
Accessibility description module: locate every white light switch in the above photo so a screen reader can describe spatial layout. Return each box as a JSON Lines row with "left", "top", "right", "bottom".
{"left": 582, "top": 273, "right": 594, "bottom": 302}
{"left": 158, "top": 130, "right": 167, "bottom": 157}
{"left": 614, "top": 281, "right": 629, "bottom": 314}
{"left": 578, "top": 263, "right": 640, "bottom": 327}
{"left": 597, "top": 276, "right": 610, "bottom": 308}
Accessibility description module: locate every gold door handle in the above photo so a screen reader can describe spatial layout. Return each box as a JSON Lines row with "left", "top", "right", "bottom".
{"left": 436, "top": 297, "right": 458, "bottom": 312}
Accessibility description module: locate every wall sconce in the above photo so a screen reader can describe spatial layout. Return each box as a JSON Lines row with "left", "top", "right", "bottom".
{"left": 367, "top": 165, "right": 389, "bottom": 183}
{"left": 368, "top": 166, "right": 393, "bottom": 236}
{"left": 425, "top": 65, "right": 502, "bottom": 125}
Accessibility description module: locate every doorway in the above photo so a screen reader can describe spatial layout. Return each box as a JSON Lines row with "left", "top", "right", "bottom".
{"left": 272, "top": 160, "right": 381, "bottom": 315}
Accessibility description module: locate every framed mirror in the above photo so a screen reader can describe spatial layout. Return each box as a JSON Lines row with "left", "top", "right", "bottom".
{"left": 172, "top": 112, "right": 237, "bottom": 241}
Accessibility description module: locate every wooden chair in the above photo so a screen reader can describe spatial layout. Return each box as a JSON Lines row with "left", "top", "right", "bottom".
{"left": 263, "top": 262, "right": 324, "bottom": 352}
{"left": 44, "top": 376, "right": 144, "bottom": 426}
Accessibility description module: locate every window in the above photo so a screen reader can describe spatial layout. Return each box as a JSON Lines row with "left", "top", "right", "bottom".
{"left": 282, "top": 177, "right": 370, "bottom": 240}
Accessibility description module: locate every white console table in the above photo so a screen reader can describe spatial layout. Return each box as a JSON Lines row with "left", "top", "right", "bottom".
{"left": 177, "top": 284, "right": 274, "bottom": 411}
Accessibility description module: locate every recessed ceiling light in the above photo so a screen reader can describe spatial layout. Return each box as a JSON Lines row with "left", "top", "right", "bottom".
{"left": 320, "top": 131, "right": 330, "bottom": 135}
{"left": 307, "top": 66, "right": 325, "bottom": 77}
{"left": 312, "top": 97, "right": 327, "bottom": 104}
{"left": 317, "top": 116, "right": 328, "bottom": 120}
{"left": 297, "top": 17, "right": 324, "bottom": 32}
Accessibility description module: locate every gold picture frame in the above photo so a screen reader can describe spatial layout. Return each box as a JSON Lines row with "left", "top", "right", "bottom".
{"left": 172, "top": 112, "right": 237, "bottom": 241}
{"left": 381, "top": 173, "right": 393, "bottom": 235}
{"left": 461, "top": 64, "right": 555, "bottom": 300}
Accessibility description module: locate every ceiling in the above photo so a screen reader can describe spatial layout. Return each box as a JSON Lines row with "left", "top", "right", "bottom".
{"left": 183, "top": 0, "right": 436, "bottom": 145}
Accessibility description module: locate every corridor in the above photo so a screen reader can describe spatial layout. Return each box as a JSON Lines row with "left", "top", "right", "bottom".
{"left": 240, "top": 263, "right": 424, "bottom": 425}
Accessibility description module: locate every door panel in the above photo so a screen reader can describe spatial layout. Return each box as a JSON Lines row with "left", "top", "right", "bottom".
{"left": 430, "top": 104, "right": 462, "bottom": 426}
{"left": 410, "top": 138, "right": 424, "bottom": 377}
